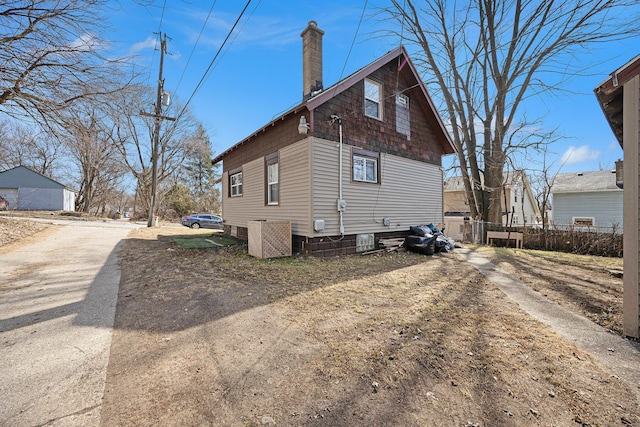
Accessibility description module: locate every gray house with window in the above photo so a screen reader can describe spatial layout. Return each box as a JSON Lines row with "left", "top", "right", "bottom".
{"left": 212, "top": 22, "right": 456, "bottom": 256}
{"left": 0, "top": 165, "right": 76, "bottom": 211}
{"left": 550, "top": 170, "right": 623, "bottom": 231}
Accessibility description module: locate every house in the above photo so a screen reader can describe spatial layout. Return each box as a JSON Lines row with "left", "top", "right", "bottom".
{"left": 550, "top": 170, "right": 623, "bottom": 231}
{"left": 443, "top": 170, "right": 541, "bottom": 241}
{"left": 212, "top": 21, "right": 456, "bottom": 256}
{"left": 0, "top": 165, "right": 76, "bottom": 211}
{"left": 594, "top": 53, "right": 640, "bottom": 338}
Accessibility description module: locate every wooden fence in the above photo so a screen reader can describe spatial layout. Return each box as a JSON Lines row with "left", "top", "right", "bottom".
{"left": 465, "top": 221, "right": 623, "bottom": 258}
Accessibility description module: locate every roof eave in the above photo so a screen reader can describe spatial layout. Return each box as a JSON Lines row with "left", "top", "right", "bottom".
{"left": 211, "top": 104, "right": 308, "bottom": 165}
{"left": 593, "top": 53, "right": 640, "bottom": 150}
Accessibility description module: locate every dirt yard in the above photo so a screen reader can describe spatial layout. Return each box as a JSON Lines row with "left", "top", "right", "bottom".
{"left": 92, "top": 226, "right": 639, "bottom": 426}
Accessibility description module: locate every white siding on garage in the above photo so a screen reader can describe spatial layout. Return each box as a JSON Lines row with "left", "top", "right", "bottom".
{"left": 553, "top": 191, "right": 623, "bottom": 229}
{"left": 18, "top": 188, "right": 66, "bottom": 210}
{"left": 222, "top": 139, "right": 311, "bottom": 235}
{"left": 311, "top": 138, "right": 444, "bottom": 237}
{"left": 0, "top": 189, "right": 18, "bottom": 210}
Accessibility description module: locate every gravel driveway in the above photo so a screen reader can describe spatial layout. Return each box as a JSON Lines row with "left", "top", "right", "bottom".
{"left": 0, "top": 219, "right": 141, "bottom": 426}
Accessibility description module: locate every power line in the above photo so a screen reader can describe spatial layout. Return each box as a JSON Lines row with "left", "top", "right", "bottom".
{"left": 172, "top": 0, "right": 218, "bottom": 95}
{"left": 210, "top": 0, "right": 262, "bottom": 78}
{"left": 174, "top": 0, "right": 253, "bottom": 123}
{"left": 332, "top": 1, "right": 369, "bottom": 99}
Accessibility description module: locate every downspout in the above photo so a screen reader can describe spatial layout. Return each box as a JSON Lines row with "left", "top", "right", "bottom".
{"left": 334, "top": 115, "right": 345, "bottom": 235}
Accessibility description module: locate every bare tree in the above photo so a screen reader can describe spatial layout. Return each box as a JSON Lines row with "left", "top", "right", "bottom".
{"left": 0, "top": 1, "right": 130, "bottom": 126}
{"left": 0, "top": 119, "right": 64, "bottom": 177}
{"left": 381, "top": 0, "right": 640, "bottom": 223}
{"left": 107, "top": 85, "right": 212, "bottom": 219}
{"left": 57, "top": 105, "right": 126, "bottom": 213}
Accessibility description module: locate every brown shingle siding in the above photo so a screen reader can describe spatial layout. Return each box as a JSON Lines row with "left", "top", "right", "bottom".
{"left": 222, "top": 116, "right": 306, "bottom": 172}
{"left": 310, "top": 64, "right": 443, "bottom": 166}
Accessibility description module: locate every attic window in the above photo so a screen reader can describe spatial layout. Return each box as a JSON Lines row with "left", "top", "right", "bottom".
{"left": 364, "top": 79, "right": 382, "bottom": 120}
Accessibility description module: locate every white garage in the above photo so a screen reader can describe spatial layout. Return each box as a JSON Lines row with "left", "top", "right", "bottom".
{"left": 0, "top": 166, "right": 76, "bottom": 211}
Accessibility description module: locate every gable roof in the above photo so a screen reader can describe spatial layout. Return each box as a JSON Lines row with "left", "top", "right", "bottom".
{"left": 551, "top": 170, "right": 621, "bottom": 193}
{"left": 213, "top": 46, "right": 455, "bottom": 164}
{"left": 594, "top": 53, "right": 640, "bottom": 148}
{"left": 0, "top": 165, "right": 70, "bottom": 190}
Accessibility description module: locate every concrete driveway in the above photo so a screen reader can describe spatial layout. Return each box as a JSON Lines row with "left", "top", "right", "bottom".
{"left": 0, "top": 219, "right": 142, "bottom": 426}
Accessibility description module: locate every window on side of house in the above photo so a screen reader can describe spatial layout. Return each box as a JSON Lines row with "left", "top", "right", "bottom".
{"left": 229, "top": 169, "right": 242, "bottom": 197}
{"left": 573, "top": 217, "right": 594, "bottom": 227}
{"left": 266, "top": 152, "right": 279, "bottom": 205}
{"left": 352, "top": 148, "right": 379, "bottom": 184}
{"left": 364, "top": 79, "right": 382, "bottom": 120}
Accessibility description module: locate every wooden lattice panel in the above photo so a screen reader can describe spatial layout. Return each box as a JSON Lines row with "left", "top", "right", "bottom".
{"left": 248, "top": 220, "right": 292, "bottom": 259}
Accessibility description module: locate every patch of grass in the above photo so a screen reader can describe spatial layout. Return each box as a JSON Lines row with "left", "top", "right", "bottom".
{"left": 173, "top": 234, "right": 240, "bottom": 249}
{"left": 472, "top": 244, "right": 622, "bottom": 269}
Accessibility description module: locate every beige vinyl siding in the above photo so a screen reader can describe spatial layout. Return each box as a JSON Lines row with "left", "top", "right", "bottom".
{"left": 311, "top": 138, "right": 444, "bottom": 236}
{"left": 222, "top": 139, "right": 311, "bottom": 235}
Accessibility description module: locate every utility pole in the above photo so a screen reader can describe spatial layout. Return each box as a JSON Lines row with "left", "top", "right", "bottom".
{"left": 142, "top": 33, "right": 174, "bottom": 227}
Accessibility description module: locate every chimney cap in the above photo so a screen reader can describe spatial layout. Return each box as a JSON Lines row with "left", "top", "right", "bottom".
{"left": 301, "top": 20, "right": 325, "bottom": 37}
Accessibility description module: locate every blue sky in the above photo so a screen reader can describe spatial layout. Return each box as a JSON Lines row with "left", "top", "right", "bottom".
{"left": 107, "top": 0, "right": 640, "bottom": 176}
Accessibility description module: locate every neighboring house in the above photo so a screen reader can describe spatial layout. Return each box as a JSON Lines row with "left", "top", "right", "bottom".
{"left": 443, "top": 170, "right": 540, "bottom": 241}
{"left": 594, "top": 53, "right": 640, "bottom": 338}
{"left": 550, "top": 170, "right": 623, "bottom": 231}
{"left": 212, "top": 21, "right": 456, "bottom": 256}
{"left": 0, "top": 165, "right": 76, "bottom": 211}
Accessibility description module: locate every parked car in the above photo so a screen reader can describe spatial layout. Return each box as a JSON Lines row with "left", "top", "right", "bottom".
{"left": 180, "top": 214, "right": 223, "bottom": 230}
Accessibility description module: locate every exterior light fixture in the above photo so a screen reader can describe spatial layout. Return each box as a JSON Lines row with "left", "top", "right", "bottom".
{"left": 298, "top": 116, "right": 309, "bottom": 135}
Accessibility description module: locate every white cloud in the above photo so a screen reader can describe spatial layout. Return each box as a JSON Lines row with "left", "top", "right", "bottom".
{"left": 560, "top": 145, "right": 601, "bottom": 165}
{"left": 129, "top": 36, "right": 158, "bottom": 55}
{"left": 69, "top": 33, "right": 109, "bottom": 51}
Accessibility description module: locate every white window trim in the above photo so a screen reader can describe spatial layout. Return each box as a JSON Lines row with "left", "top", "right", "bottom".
{"left": 364, "top": 79, "right": 383, "bottom": 120}
{"left": 353, "top": 154, "right": 378, "bottom": 183}
{"left": 230, "top": 171, "right": 242, "bottom": 197}
{"left": 267, "top": 162, "right": 279, "bottom": 205}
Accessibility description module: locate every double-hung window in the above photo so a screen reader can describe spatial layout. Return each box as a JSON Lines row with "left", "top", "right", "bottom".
{"left": 364, "top": 79, "right": 382, "bottom": 120}
{"left": 352, "top": 149, "right": 379, "bottom": 184}
{"left": 229, "top": 169, "right": 242, "bottom": 197}
{"left": 266, "top": 152, "right": 279, "bottom": 205}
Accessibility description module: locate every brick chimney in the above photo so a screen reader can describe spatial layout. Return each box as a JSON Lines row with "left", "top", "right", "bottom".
{"left": 301, "top": 21, "right": 324, "bottom": 99}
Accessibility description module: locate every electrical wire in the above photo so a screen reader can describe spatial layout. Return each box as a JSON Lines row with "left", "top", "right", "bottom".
{"left": 212, "top": 0, "right": 262, "bottom": 78}
{"left": 172, "top": 1, "right": 218, "bottom": 95}
{"left": 331, "top": 1, "right": 369, "bottom": 99}
{"left": 173, "top": 0, "right": 253, "bottom": 123}
{"left": 147, "top": 0, "right": 167, "bottom": 87}
{"left": 394, "top": 0, "right": 407, "bottom": 94}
